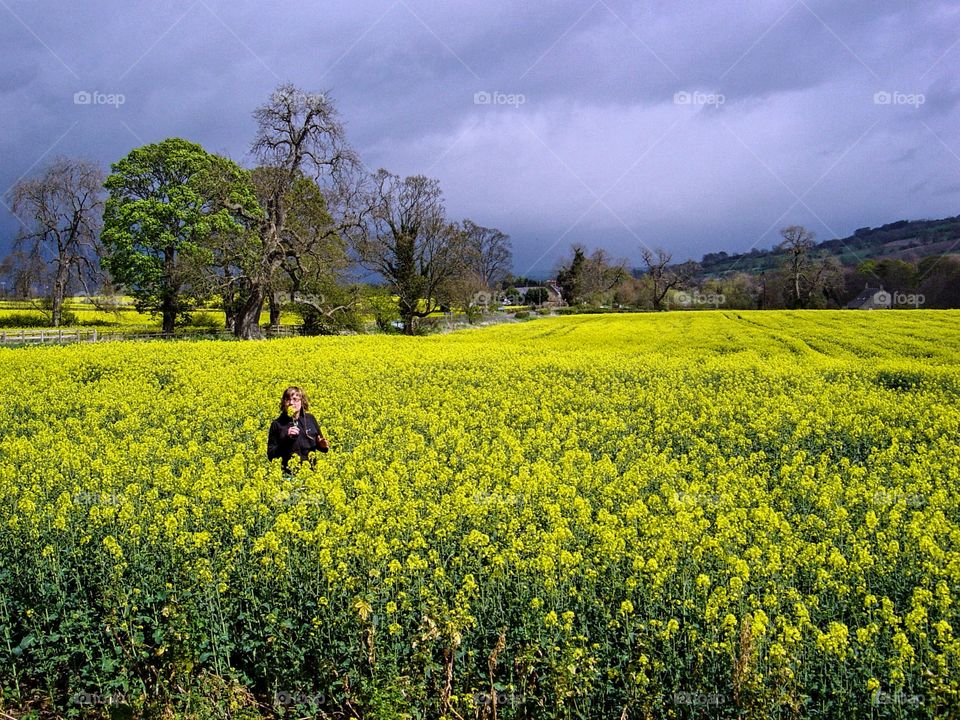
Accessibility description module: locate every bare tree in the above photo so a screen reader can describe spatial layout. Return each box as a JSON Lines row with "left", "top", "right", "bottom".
{"left": 1, "top": 248, "right": 45, "bottom": 300}
{"left": 0, "top": 255, "right": 13, "bottom": 298}
{"left": 581, "top": 247, "right": 627, "bottom": 303}
{"left": 777, "top": 225, "right": 817, "bottom": 308}
{"left": 640, "top": 247, "right": 697, "bottom": 310}
{"left": 230, "top": 84, "right": 361, "bottom": 338}
{"left": 460, "top": 219, "right": 512, "bottom": 289}
{"left": 353, "top": 169, "right": 465, "bottom": 334}
{"left": 7, "top": 157, "right": 104, "bottom": 325}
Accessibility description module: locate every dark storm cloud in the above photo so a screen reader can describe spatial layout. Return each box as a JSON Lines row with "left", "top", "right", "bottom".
{"left": 1, "top": 0, "right": 958, "bottom": 275}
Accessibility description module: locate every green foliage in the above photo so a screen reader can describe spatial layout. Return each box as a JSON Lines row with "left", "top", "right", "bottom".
{"left": 412, "top": 316, "right": 443, "bottom": 334}
{"left": 524, "top": 287, "right": 549, "bottom": 305}
{"left": 299, "top": 306, "right": 363, "bottom": 335}
{"left": 37, "top": 297, "right": 78, "bottom": 327}
{"left": 556, "top": 246, "right": 586, "bottom": 305}
{"left": 0, "top": 312, "right": 49, "bottom": 328}
{"left": 464, "top": 304, "right": 484, "bottom": 324}
{"left": 186, "top": 312, "right": 224, "bottom": 330}
{"left": 363, "top": 288, "right": 401, "bottom": 333}
{"left": 101, "top": 138, "right": 261, "bottom": 333}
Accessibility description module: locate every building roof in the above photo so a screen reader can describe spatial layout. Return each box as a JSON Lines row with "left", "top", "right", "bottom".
{"left": 846, "top": 287, "right": 891, "bottom": 310}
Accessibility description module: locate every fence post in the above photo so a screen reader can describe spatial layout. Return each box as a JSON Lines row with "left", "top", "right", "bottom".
{"left": 92, "top": 328, "right": 98, "bottom": 343}
{"left": 40, "top": 330, "right": 45, "bottom": 343}
{"left": 58, "top": 328, "right": 63, "bottom": 342}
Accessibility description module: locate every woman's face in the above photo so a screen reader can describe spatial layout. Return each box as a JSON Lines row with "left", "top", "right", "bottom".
{"left": 284, "top": 393, "right": 302, "bottom": 415}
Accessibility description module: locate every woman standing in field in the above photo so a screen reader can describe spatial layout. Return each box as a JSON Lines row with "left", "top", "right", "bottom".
{"left": 267, "top": 386, "right": 329, "bottom": 472}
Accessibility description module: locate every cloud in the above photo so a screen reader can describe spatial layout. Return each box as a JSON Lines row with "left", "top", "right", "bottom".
{"left": 1, "top": 0, "right": 958, "bottom": 275}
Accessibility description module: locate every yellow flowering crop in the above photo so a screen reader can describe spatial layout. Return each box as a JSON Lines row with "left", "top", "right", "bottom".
{"left": 0, "top": 310, "right": 958, "bottom": 718}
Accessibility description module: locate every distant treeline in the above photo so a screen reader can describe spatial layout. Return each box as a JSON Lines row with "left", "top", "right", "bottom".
{"left": 548, "top": 222, "right": 960, "bottom": 310}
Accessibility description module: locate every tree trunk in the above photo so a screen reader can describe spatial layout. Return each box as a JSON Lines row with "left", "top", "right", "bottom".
{"left": 223, "top": 275, "right": 237, "bottom": 330}
{"left": 652, "top": 279, "right": 662, "bottom": 311}
{"left": 51, "top": 285, "right": 64, "bottom": 327}
{"left": 162, "top": 246, "right": 177, "bottom": 334}
{"left": 235, "top": 286, "right": 265, "bottom": 339}
{"left": 398, "top": 295, "right": 417, "bottom": 335}
{"left": 161, "top": 294, "right": 177, "bottom": 335}
{"left": 269, "top": 291, "right": 281, "bottom": 326}
{"left": 50, "top": 258, "right": 70, "bottom": 327}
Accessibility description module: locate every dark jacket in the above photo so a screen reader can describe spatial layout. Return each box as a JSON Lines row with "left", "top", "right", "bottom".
{"left": 267, "top": 411, "right": 327, "bottom": 471}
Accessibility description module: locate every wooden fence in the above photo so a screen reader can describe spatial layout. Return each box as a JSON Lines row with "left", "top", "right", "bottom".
{"left": 0, "top": 325, "right": 304, "bottom": 346}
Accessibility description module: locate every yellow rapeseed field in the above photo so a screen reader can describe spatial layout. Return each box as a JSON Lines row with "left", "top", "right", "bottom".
{"left": 1, "top": 310, "right": 958, "bottom": 719}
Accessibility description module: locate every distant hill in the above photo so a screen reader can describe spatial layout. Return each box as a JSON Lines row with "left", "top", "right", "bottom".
{"left": 699, "top": 215, "right": 960, "bottom": 276}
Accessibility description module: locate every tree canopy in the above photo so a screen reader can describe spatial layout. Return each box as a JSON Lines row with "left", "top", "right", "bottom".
{"left": 101, "top": 138, "right": 261, "bottom": 333}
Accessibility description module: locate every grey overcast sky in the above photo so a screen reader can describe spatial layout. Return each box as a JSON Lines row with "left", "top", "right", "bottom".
{"left": 1, "top": 0, "right": 958, "bottom": 276}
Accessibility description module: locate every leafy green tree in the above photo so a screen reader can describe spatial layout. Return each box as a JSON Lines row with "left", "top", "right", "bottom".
{"left": 918, "top": 255, "right": 960, "bottom": 308}
{"left": 102, "top": 138, "right": 260, "bottom": 334}
{"left": 556, "top": 245, "right": 586, "bottom": 305}
{"left": 362, "top": 286, "right": 402, "bottom": 332}
{"left": 873, "top": 258, "right": 917, "bottom": 291}
{"left": 558, "top": 245, "right": 627, "bottom": 306}
{"left": 524, "top": 286, "right": 549, "bottom": 305}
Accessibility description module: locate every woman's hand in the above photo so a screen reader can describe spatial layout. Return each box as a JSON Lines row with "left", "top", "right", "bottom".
{"left": 317, "top": 437, "right": 330, "bottom": 451}
{"left": 287, "top": 425, "right": 300, "bottom": 437}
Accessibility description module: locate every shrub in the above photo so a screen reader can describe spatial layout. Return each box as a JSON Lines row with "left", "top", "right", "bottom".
{"left": 186, "top": 312, "right": 224, "bottom": 330}
{"left": 300, "top": 306, "right": 364, "bottom": 336}
{"left": 0, "top": 312, "right": 50, "bottom": 328}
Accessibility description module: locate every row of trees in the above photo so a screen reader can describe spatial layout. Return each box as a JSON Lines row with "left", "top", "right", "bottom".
{"left": 552, "top": 225, "right": 960, "bottom": 310}
{"left": 552, "top": 244, "right": 703, "bottom": 310}
{"left": 2, "top": 85, "right": 512, "bottom": 336}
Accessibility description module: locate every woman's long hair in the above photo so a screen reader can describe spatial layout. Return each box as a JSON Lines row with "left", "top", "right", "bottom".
{"left": 279, "top": 386, "right": 310, "bottom": 414}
